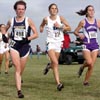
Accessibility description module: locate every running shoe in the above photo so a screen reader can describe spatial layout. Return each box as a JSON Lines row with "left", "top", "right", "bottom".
{"left": 5, "top": 72, "right": 8, "bottom": 74}
{"left": 18, "top": 90, "right": 24, "bottom": 98}
{"left": 43, "top": 63, "right": 51, "bottom": 75}
{"left": 78, "top": 66, "right": 84, "bottom": 78}
{"left": 83, "top": 82, "right": 89, "bottom": 86}
{"left": 57, "top": 83, "right": 64, "bottom": 91}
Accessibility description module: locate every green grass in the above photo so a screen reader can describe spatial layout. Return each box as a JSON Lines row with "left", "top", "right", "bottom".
{"left": 0, "top": 55, "right": 100, "bottom": 100}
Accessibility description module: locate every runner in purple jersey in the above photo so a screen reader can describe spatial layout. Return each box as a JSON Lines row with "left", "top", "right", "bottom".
{"left": 74, "top": 5, "right": 100, "bottom": 86}
{"left": 83, "top": 18, "right": 99, "bottom": 51}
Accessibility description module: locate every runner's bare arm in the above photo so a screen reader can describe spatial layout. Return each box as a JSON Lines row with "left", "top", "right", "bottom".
{"left": 74, "top": 20, "right": 84, "bottom": 36}
{"left": 6, "top": 19, "right": 11, "bottom": 31}
{"left": 60, "top": 16, "right": 71, "bottom": 31}
{"left": 40, "top": 17, "right": 47, "bottom": 33}
{"left": 28, "top": 18, "right": 38, "bottom": 40}
{"left": 97, "top": 19, "right": 100, "bottom": 30}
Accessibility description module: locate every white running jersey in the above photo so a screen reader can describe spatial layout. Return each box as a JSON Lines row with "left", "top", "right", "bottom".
{"left": 0, "top": 32, "right": 5, "bottom": 47}
{"left": 0, "top": 32, "right": 9, "bottom": 54}
{"left": 45, "top": 15, "right": 64, "bottom": 42}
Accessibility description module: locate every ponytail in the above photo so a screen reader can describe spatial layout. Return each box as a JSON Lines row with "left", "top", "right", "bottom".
{"left": 76, "top": 5, "right": 94, "bottom": 17}
{"left": 76, "top": 10, "right": 86, "bottom": 16}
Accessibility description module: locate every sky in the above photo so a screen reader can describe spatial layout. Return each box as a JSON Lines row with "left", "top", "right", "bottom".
{"left": 0, "top": 0, "right": 100, "bottom": 51}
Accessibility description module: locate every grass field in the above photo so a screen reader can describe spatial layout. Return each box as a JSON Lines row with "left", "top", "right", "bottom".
{"left": 0, "top": 55, "right": 100, "bottom": 100}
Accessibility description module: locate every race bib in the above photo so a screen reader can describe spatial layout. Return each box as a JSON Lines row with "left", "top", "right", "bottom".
{"left": 55, "top": 32, "right": 60, "bottom": 37}
{"left": 89, "top": 32, "right": 97, "bottom": 38}
{"left": 9, "top": 40, "right": 16, "bottom": 47}
{"left": 14, "top": 28, "right": 26, "bottom": 40}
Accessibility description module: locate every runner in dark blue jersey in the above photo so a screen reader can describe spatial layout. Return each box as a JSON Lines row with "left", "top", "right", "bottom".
{"left": 6, "top": 0, "right": 38, "bottom": 98}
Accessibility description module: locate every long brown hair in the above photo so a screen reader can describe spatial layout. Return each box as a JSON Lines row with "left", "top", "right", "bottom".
{"left": 76, "top": 5, "right": 94, "bottom": 17}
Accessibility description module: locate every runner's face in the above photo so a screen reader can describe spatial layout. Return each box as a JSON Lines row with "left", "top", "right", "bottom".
{"left": 15, "top": 4, "right": 26, "bottom": 17}
{"left": 49, "top": 5, "right": 58, "bottom": 16}
{"left": 87, "top": 6, "right": 95, "bottom": 18}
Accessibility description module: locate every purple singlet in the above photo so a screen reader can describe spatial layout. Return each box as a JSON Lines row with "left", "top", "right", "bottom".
{"left": 82, "top": 18, "right": 99, "bottom": 51}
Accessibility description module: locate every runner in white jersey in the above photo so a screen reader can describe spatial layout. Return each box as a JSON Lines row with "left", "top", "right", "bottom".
{"left": 40, "top": 3, "right": 71, "bottom": 91}
{"left": 46, "top": 15, "right": 64, "bottom": 43}
{"left": 0, "top": 24, "right": 10, "bottom": 74}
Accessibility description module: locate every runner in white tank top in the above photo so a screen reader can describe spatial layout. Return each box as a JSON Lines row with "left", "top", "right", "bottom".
{"left": 0, "top": 24, "right": 10, "bottom": 74}
{"left": 40, "top": 3, "right": 71, "bottom": 91}
{"left": 46, "top": 15, "right": 64, "bottom": 43}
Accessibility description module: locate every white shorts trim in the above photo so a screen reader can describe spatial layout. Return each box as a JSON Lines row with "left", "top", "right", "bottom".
{"left": 22, "top": 50, "right": 30, "bottom": 58}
